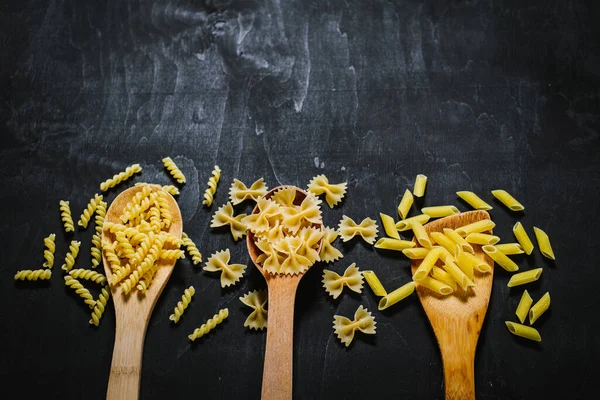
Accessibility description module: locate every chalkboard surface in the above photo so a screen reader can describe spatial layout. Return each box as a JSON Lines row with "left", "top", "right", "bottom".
{"left": 1, "top": 0, "right": 599, "bottom": 399}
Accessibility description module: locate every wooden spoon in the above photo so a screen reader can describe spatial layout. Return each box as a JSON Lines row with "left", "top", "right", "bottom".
{"left": 410, "top": 210, "right": 494, "bottom": 400}
{"left": 247, "top": 186, "right": 324, "bottom": 400}
{"left": 102, "top": 185, "right": 182, "bottom": 400}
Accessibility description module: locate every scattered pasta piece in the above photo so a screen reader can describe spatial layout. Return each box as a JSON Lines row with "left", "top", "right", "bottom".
{"left": 362, "top": 271, "right": 387, "bottom": 296}
{"left": 64, "top": 276, "right": 96, "bottom": 309}
{"left": 515, "top": 290, "right": 533, "bottom": 324}
{"left": 61, "top": 241, "right": 81, "bottom": 272}
{"left": 374, "top": 238, "right": 415, "bottom": 251}
{"left": 491, "top": 190, "right": 524, "bottom": 211}
{"left": 395, "top": 214, "right": 430, "bottom": 231}
{"left": 229, "top": 178, "right": 268, "bottom": 205}
{"left": 402, "top": 247, "right": 431, "bottom": 260}
{"left": 512, "top": 222, "right": 534, "bottom": 255}
{"left": 529, "top": 292, "right": 550, "bottom": 324}
{"left": 89, "top": 287, "right": 110, "bottom": 326}
{"left": 333, "top": 305, "right": 376, "bottom": 347}
{"left": 338, "top": 216, "right": 378, "bottom": 245}
{"left": 454, "top": 219, "right": 496, "bottom": 237}
{"left": 69, "top": 269, "right": 107, "bottom": 285}
{"left": 411, "top": 220, "right": 432, "bottom": 248}
{"left": 379, "top": 213, "right": 400, "bottom": 239}
{"left": 495, "top": 243, "right": 524, "bottom": 255}
{"left": 100, "top": 163, "right": 142, "bottom": 192}
{"left": 14, "top": 269, "right": 52, "bottom": 281}
{"left": 413, "top": 174, "right": 427, "bottom": 197}
{"left": 322, "top": 263, "right": 364, "bottom": 299}
{"left": 59, "top": 200, "right": 75, "bottom": 232}
{"left": 78, "top": 194, "right": 103, "bottom": 228}
{"left": 533, "top": 227, "right": 555, "bottom": 260}
{"left": 505, "top": 321, "right": 541, "bottom": 342}
{"left": 507, "top": 268, "right": 543, "bottom": 287}
{"left": 378, "top": 281, "right": 415, "bottom": 310}
{"left": 169, "top": 286, "right": 195, "bottom": 323}
{"left": 203, "top": 165, "right": 221, "bottom": 207}
{"left": 162, "top": 157, "right": 186, "bottom": 184}
{"left": 421, "top": 205, "right": 459, "bottom": 219}
{"left": 203, "top": 249, "right": 246, "bottom": 288}
{"left": 162, "top": 185, "right": 180, "bottom": 196}
{"left": 456, "top": 191, "right": 492, "bottom": 210}
{"left": 42, "top": 234, "right": 56, "bottom": 269}
{"left": 307, "top": 174, "right": 347, "bottom": 208}
{"left": 240, "top": 290, "right": 268, "bottom": 330}
{"left": 482, "top": 245, "right": 519, "bottom": 272}
{"left": 319, "top": 227, "right": 343, "bottom": 263}
{"left": 188, "top": 308, "right": 229, "bottom": 341}
{"left": 211, "top": 202, "right": 247, "bottom": 241}
{"left": 397, "top": 189, "right": 414, "bottom": 219}
{"left": 182, "top": 232, "right": 202, "bottom": 264}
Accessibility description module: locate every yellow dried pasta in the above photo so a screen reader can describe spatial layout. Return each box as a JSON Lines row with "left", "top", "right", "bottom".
{"left": 515, "top": 290, "right": 533, "bottom": 324}
{"left": 533, "top": 227, "right": 555, "bottom": 260}
{"left": 14, "top": 269, "right": 52, "bottom": 281}
{"left": 203, "top": 165, "right": 221, "bottom": 206}
{"left": 378, "top": 282, "right": 415, "bottom": 310}
{"left": 319, "top": 227, "right": 343, "bottom": 263}
{"left": 413, "top": 174, "right": 427, "bottom": 197}
{"left": 61, "top": 240, "right": 81, "bottom": 272}
{"left": 338, "top": 215, "right": 378, "bottom": 245}
{"left": 162, "top": 157, "right": 186, "bottom": 184}
{"left": 362, "top": 271, "right": 387, "bottom": 296}
{"left": 182, "top": 232, "right": 202, "bottom": 264}
{"left": 69, "top": 269, "right": 107, "bottom": 285}
{"left": 333, "top": 305, "right": 376, "bottom": 347}
{"left": 211, "top": 202, "right": 247, "bottom": 241}
{"left": 89, "top": 287, "right": 110, "bottom": 326}
{"left": 240, "top": 290, "right": 268, "bottom": 330}
{"left": 188, "top": 308, "right": 229, "bottom": 341}
{"left": 229, "top": 178, "right": 268, "bottom": 205}
{"left": 203, "top": 249, "right": 246, "bottom": 288}
{"left": 42, "top": 234, "right": 56, "bottom": 269}
{"left": 78, "top": 194, "right": 103, "bottom": 229}
{"left": 100, "top": 163, "right": 142, "bottom": 192}
{"left": 505, "top": 321, "right": 541, "bottom": 342}
{"left": 492, "top": 190, "right": 524, "bottom": 211}
{"left": 64, "top": 276, "right": 96, "bottom": 309}
{"left": 59, "top": 200, "right": 75, "bottom": 232}
{"left": 379, "top": 213, "right": 400, "bottom": 239}
{"left": 307, "top": 174, "right": 347, "bottom": 208}
{"left": 169, "top": 286, "right": 195, "bottom": 323}
{"left": 322, "top": 263, "right": 364, "bottom": 299}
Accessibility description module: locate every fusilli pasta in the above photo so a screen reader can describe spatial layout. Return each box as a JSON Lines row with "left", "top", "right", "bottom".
{"left": 203, "top": 165, "right": 221, "bottom": 206}
{"left": 169, "top": 286, "right": 195, "bottom": 323}
{"left": 64, "top": 276, "right": 96, "bottom": 309}
{"left": 69, "top": 269, "right": 107, "bottom": 285}
{"left": 78, "top": 194, "right": 103, "bottom": 228}
{"left": 59, "top": 200, "right": 75, "bottom": 232}
{"left": 100, "top": 163, "right": 142, "bottom": 192}
{"left": 162, "top": 157, "right": 186, "bottom": 184}
{"left": 182, "top": 232, "right": 202, "bottom": 264}
{"left": 61, "top": 240, "right": 81, "bottom": 272}
{"left": 14, "top": 269, "right": 52, "bottom": 281}
{"left": 188, "top": 308, "right": 229, "bottom": 341}
{"left": 89, "top": 287, "right": 110, "bottom": 326}
{"left": 43, "top": 233, "right": 56, "bottom": 269}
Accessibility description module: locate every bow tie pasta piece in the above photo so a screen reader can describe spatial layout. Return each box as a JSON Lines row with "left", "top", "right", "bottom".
{"left": 338, "top": 216, "right": 378, "bottom": 245}
{"left": 307, "top": 174, "right": 347, "bottom": 208}
{"left": 333, "top": 305, "right": 376, "bottom": 347}
{"left": 229, "top": 178, "right": 268, "bottom": 205}
{"left": 297, "top": 227, "right": 325, "bottom": 264}
{"left": 274, "top": 236, "right": 312, "bottom": 275}
{"left": 210, "top": 202, "right": 247, "bottom": 241}
{"left": 203, "top": 249, "right": 247, "bottom": 288}
{"left": 319, "top": 227, "right": 344, "bottom": 263}
{"left": 243, "top": 198, "right": 281, "bottom": 234}
{"left": 322, "top": 263, "right": 364, "bottom": 299}
{"left": 281, "top": 195, "right": 322, "bottom": 234}
{"left": 271, "top": 187, "right": 298, "bottom": 207}
{"left": 256, "top": 239, "right": 286, "bottom": 274}
{"left": 240, "top": 290, "right": 268, "bottom": 330}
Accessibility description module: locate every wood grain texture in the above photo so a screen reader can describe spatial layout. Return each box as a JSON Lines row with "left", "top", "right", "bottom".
{"left": 411, "top": 211, "right": 494, "bottom": 400}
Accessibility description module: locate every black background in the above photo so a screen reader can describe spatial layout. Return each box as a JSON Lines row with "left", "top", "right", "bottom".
{"left": 1, "top": 0, "right": 599, "bottom": 399}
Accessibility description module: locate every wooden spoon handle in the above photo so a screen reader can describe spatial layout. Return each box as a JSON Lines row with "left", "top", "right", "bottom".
{"left": 106, "top": 319, "right": 146, "bottom": 400}
{"left": 261, "top": 279, "right": 300, "bottom": 400}
{"left": 438, "top": 319, "right": 477, "bottom": 400}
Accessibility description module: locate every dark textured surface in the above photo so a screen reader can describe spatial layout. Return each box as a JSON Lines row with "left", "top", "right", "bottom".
{"left": 1, "top": 0, "right": 599, "bottom": 399}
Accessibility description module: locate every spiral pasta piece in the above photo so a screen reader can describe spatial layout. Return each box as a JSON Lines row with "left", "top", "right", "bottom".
{"left": 162, "top": 185, "right": 180, "bottom": 196}
{"left": 64, "top": 276, "right": 96, "bottom": 309}
{"left": 102, "top": 241, "right": 122, "bottom": 272}
{"left": 182, "top": 232, "right": 202, "bottom": 264}
{"left": 43, "top": 233, "right": 56, "bottom": 269}
{"left": 78, "top": 194, "right": 103, "bottom": 228}
{"left": 160, "top": 249, "right": 185, "bottom": 260}
{"left": 136, "top": 266, "right": 158, "bottom": 293}
{"left": 157, "top": 192, "right": 172, "bottom": 228}
{"left": 109, "top": 263, "right": 132, "bottom": 286}
{"left": 91, "top": 233, "right": 102, "bottom": 268}
{"left": 202, "top": 165, "right": 221, "bottom": 206}
{"left": 14, "top": 269, "right": 52, "bottom": 281}
{"left": 169, "top": 286, "right": 196, "bottom": 323}
{"left": 162, "top": 157, "right": 186, "bottom": 184}
{"left": 121, "top": 235, "right": 164, "bottom": 294}
{"left": 100, "top": 163, "right": 142, "bottom": 192}
{"left": 95, "top": 201, "right": 107, "bottom": 235}
{"left": 89, "top": 287, "right": 110, "bottom": 326}
{"left": 188, "top": 308, "right": 229, "bottom": 341}
{"left": 61, "top": 241, "right": 81, "bottom": 272}
{"left": 59, "top": 200, "right": 75, "bottom": 232}
{"left": 69, "top": 269, "right": 107, "bottom": 285}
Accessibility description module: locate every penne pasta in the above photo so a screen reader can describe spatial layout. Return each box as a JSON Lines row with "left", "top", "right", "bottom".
{"left": 413, "top": 174, "right": 427, "bottom": 197}
{"left": 414, "top": 275, "right": 453, "bottom": 295}
{"left": 507, "top": 268, "right": 543, "bottom": 287}
{"left": 378, "top": 282, "right": 416, "bottom": 310}
{"left": 465, "top": 233, "right": 500, "bottom": 245}
{"left": 483, "top": 245, "right": 519, "bottom": 272}
{"left": 492, "top": 190, "right": 524, "bottom": 211}
{"left": 515, "top": 290, "right": 533, "bottom": 324}
{"left": 443, "top": 256, "right": 475, "bottom": 290}
{"left": 456, "top": 191, "right": 493, "bottom": 210}
{"left": 402, "top": 247, "right": 431, "bottom": 260}
{"left": 375, "top": 238, "right": 415, "bottom": 251}
{"left": 513, "top": 222, "right": 534, "bottom": 255}
{"left": 458, "top": 251, "right": 492, "bottom": 273}
{"left": 431, "top": 266, "right": 457, "bottom": 291}
{"left": 529, "top": 292, "right": 550, "bottom": 324}
{"left": 413, "top": 248, "right": 442, "bottom": 281}
{"left": 533, "top": 227, "right": 555, "bottom": 260}
{"left": 395, "top": 214, "right": 430, "bottom": 231}
{"left": 379, "top": 213, "right": 400, "bottom": 240}
{"left": 495, "top": 243, "right": 524, "bottom": 255}
{"left": 421, "top": 205, "right": 459, "bottom": 219}
{"left": 362, "top": 271, "right": 387, "bottom": 297}
{"left": 455, "top": 219, "right": 496, "bottom": 237}
{"left": 430, "top": 232, "right": 457, "bottom": 256}
{"left": 453, "top": 246, "right": 474, "bottom": 280}
{"left": 397, "top": 189, "right": 414, "bottom": 219}
{"left": 443, "top": 228, "right": 474, "bottom": 254}
{"left": 505, "top": 321, "right": 541, "bottom": 342}
{"left": 411, "top": 221, "right": 432, "bottom": 248}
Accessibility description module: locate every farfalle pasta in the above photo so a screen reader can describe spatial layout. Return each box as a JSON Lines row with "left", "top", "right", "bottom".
{"left": 203, "top": 249, "right": 247, "bottom": 288}
{"left": 319, "top": 227, "right": 343, "bottom": 263}
{"left": 240, "top": 290, "right": 268, "bottom": 330}
{"left": 338, "top": 215, "right": 378, "bottom": 245}
{"left": 229, "top": 178, "right": 268, "bottom": 205}
{"left": 333, "top": 305, "right": 376, "bottom": 347}
{"left": 322, "top": 263, "right": 364, "bottom": 299}
{"left": 307, "top": 174, "right": 347, "bottom": 208}
{"left": 210, "top": 202, "right": 247, "bottom": 241}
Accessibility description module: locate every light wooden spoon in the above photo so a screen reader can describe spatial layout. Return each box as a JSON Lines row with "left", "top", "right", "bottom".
{"left": 102, "top": 185, "right": 182, "bottom": 400}
{"left": 410, "top": 210, "right": 494, "bottom": 400}
{"left": 247, "top": 186, "right": 324, "bottom": 400}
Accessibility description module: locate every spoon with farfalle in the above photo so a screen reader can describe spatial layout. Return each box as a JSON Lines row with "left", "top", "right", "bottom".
{"left": 246, "top": 185, "right": 324, "bottom": 400}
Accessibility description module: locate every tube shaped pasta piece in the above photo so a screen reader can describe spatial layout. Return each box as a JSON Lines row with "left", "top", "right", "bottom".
{"left": 453, "top": 246, "right": 473, "bottom": 280}
{"left": 413, "top": 248, "right": 441, "bottom": 281}
{"left": 378, "top": 282, "right": 415, "bottom": 310}
{"left": 362, "top": 271, "right": 387, "bottom": 296}
{"left": 515, "top": 290, "right": 533, "bottom": 324}
{"left": 431, "top": 266, "right": 457, "bottom": 291}
{"left": 465, "top": 233, "right": 500, "bottom": 245}
{"left": 414, "top": 275, "right": 453, "bottom": 295}
{"left": 513, "top": 222, "right": 534, "bottom": 255}
{"left": 458, "top": 251, "right": 492, "bottom": 273}
{"left": 507, "top": 268, "right": 543, "bottom": 287}
{"left": 413, "top": 174, "right": 427, "bottom": 197}
{"left": 443, "top": 228, "right": 474, "bottom": 254}
{"left": 456, "top": 191, "right": 492, "bottom": 210}
{"left": 397, "top": 189, "right": 414, "bottom": 219}
{"left": 495, "top": 243, "right": 524, "bottom": 255}
{"left": 411, "top": 221, "right": 432, "bottom": 248}
{"left": 402, "top": 247, "right": 431, "bottom": 260}
{"left": 483, "top": 245, "right": 519, "bottom": 272}
{"left": 430, "top": 232, "right": 457, "bottom": 256}
{"left": 529, "top": 292, "right": 550, "bottom": 324}
{"left": 492, "top": 190, "right": 524, "bottom": 211}
{"left": 533, "top": 227, "right": 555, "bottom": 260}
{"left": 505, "top": 321, "right": 541, "bottom": 342}
{"left": 421, "top": 205, "right": 459, "bottom": 219}
{"left": 379, "top": 213, "right": 400, "bottom": 240}
{"left": 375, "top": 238, "right": 415, "bottom": 251}
{"left": 395, "top": 214, "right": 430, "bottom": 231}
{"left": 455, "top": 219, "right": 496, "bottom": 237}
{"left": 443, "top": 257, "right": 475, "bottom": 290}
